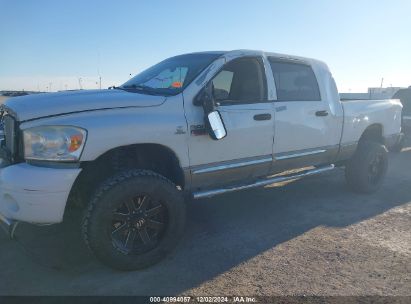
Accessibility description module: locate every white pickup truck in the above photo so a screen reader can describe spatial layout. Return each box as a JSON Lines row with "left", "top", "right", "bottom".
{"left": 0, "top": 50, "right": 403, "bottom": 270}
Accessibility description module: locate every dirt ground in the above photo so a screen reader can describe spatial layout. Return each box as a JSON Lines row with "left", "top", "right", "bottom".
{"left": 0, "top": 144, "right": 410, "bottom": 296}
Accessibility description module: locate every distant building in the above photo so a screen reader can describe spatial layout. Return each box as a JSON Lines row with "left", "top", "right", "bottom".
{"left": 0, "top": 90, "right": 43, "bottom": 97}
{"left": 367, "top": 87, "right": 403, "bottom": 99}
{"left": 340, "top": 92, "right": 370, "bottom": 100}
{"left": 340, "top": 87, "right": 404, "bottom": 100}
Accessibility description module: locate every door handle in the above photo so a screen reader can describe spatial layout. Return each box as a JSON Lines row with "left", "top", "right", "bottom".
{"left": 254, "top": 113, "right": 272, "bottom": 121}
{"left": 315, "top": 110, "right": 329, "bottom": 117}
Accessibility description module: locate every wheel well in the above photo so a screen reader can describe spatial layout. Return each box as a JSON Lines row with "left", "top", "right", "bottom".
{"left": 358, "top": 124, "right": 384, "bottom": 145}
{"left": 66, "top": 144, "right": 185, "bottom": 211}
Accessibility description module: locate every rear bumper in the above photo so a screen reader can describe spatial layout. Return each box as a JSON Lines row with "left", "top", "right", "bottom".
{"left": 0, "top": 163, "right": 81, "bottom": 225}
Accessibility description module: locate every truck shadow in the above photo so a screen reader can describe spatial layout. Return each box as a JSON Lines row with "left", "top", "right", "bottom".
{"left": 2, "top": 149, "right": 411, "bottom": 295}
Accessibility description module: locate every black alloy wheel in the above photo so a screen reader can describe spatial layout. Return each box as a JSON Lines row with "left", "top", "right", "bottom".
{"left": 367, "top": 152, "right": 385, "bottom": 185}
{"left": 111, "top": 195, "right": 168, "bottom": 255}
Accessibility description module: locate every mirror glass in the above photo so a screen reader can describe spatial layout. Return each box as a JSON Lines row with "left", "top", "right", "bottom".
{"left": 207, "top": 111, "right": 227, "bottom": 140}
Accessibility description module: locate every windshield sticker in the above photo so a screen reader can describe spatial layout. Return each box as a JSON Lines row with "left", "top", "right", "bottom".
{"left": 171, "top": 81, "right": 183, "bottom": 88}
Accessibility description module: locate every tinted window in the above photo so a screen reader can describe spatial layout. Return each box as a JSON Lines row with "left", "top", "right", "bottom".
{"left": 268, "top": 59, "right": 321, "bottom": 101}
{"left": 212, "top": 57, "right": 267, "bottom": 103}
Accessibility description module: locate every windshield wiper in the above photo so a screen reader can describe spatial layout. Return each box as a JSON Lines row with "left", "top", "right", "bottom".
{"left": 119, "top": 84, "right": 168, "bottom": 96}
{"left": 122, "top": 84, "right": 152, "bottom": 91}
{"left": 109, "top": 84, "right": 152, "bottom": 91}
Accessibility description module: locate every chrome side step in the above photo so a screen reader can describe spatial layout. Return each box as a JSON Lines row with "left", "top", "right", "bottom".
{"left": 0, "top": 214, "right": 18, "bottom": 239}
{"left": 193, "top": 164, "right": 335, "bottom": 199}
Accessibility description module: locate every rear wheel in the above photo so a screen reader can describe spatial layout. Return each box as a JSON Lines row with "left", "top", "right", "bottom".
{"left": 345, "top": 141, "right": 388, "bottom": 193}
{"left": 82, "top": 170, "right": 186, "bottom": 270}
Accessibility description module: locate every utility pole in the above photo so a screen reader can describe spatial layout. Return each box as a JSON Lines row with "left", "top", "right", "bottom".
{"left": 380, "top": 77, "right": 384, "bottom": 88}
{"left": 97, "top": 51, "right": 102, "bottom": 89}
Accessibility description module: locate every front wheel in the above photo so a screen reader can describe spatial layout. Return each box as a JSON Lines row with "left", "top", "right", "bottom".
{"left": 82, "top": 170, "right": 186, "bottom": 270}
{"left": 345, "top": 141, "right": 388, "bottom": 194}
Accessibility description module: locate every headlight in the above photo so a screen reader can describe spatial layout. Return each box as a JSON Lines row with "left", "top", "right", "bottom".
{"left": 23, "top": 126, "right": 87, "bottom": 161}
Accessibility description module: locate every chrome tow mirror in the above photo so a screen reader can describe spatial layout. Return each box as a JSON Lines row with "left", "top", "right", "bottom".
{"left": 194, "top": 82, "right": 227, "bottom": 140}
{"left": 207, "top": 111, "right": 227, "bottom": 140}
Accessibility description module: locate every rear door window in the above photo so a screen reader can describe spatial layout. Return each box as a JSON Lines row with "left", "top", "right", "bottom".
{"left": 268, "top": 58, "right": 321, "bottom": 101}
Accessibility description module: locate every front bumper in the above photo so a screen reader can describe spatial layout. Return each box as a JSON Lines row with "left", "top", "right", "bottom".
{"left": 0, "top": 163, "right": 81, "bottom": 226}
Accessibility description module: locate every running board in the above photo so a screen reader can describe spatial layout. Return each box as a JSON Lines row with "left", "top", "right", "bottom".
{"left": 193, "top": 164, "right": 335, "bottom": 199}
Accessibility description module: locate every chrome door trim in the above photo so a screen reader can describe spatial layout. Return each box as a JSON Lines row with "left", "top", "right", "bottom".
{"left": 275, "top": 149, "right": 326, "bottom": 160}
{"left": 192, "top": 156, "right": 272, "bottom": 175}
{"left": 193, "top": 164, "right": 335, "bottom": 199}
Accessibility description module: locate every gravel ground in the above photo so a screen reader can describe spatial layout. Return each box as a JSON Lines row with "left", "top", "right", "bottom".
{"left": 0, "top": 145, "right": 410, "bottom": 296}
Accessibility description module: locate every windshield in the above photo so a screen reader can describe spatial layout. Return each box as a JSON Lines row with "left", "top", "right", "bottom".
{"left": 121, "top": 53, "right": 223, "bottom": 96}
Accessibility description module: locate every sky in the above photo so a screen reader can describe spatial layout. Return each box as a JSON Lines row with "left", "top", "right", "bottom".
{"left": 0, "top": 0, "right": 410, "bottom": 93}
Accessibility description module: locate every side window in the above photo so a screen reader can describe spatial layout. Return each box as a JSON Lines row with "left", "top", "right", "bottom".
{"left": 211, "top": 57, "right": 267, "bottom": 104}
{"left": 212, "top": 70, "right": 234, "bottom": 101}
{"left": 268, "top": 59, "right": 321, "bottom": 101}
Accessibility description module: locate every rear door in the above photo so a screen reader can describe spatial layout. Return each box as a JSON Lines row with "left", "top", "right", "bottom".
{"left": 267, "top": 58, "right": 342, "bottom": 170}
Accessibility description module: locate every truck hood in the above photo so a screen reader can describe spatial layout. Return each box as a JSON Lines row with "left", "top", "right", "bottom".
{"left": 3, "top": 89, "right": 167, "bottom": 121}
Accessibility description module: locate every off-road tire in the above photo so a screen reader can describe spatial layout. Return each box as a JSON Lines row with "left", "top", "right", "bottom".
{"left": 82, "top": 169, "right": 186, "bottom": 270}
{"left": 345, "top": 141, "right": 388, "bottom": 194}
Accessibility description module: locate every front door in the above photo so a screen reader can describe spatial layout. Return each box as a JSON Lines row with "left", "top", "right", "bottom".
{"left": 186, "top": 56, "right": 275, "bottom": 190}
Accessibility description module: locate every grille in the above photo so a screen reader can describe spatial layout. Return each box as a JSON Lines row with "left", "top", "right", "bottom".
{"left": 3, "top": 115, "right": 16, "bottom": 157}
